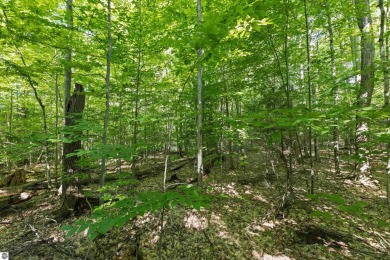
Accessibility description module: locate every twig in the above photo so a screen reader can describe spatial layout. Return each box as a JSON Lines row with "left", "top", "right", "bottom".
{"left": 335, "top": 164, "right": 358, "bottom": 193}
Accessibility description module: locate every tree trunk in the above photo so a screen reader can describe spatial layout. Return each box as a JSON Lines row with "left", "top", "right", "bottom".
{"left": 55, "top": 51, "right": 60, "bottom": 184}
{"left": 354, "top": 0, "right": 375, "bottom": 178}
{"left": 7, "top": 88, "right": 13, "bottom": 174}
{"left": 64, "top": 0, "right": 73, "bottom": 115}
{"left": 379, "top": 0, "right": 390, "bottom": 208}
{"left": 132, "top": 0, "right": 143, "bottom": 179}
{"left": 327, "top": 10, "right": 341, "bottom": 175}
{"left": 304, "top": 0, "right": 314, "bottom": 194}
{"left": 60, "top": 83, "right": 85, "bottom": 219}
{"left": 99, "top": 0, "right": 112, "bottom": 205}
{"left": 196, "top": 0, "right": 204, "bottom": 186}
{"left": 284, "top": 0, "right": 293, "bottom": 192}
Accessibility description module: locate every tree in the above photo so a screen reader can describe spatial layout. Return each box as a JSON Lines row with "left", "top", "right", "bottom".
{"left": 379, "top": 0, "right": 390, "bottom": 208}
{"left": 59, "top": 83, "right": 85, "bottom": 219}
{"left": 326, "top": 4, "right": 341, "bottom": 176}
{"left": 99, "top": 0, "right": 113, "bottom": 204}
{"left": 354, "top": 0, "right": 376, "bottom": 178}
{"left": 196, "top": 0, "right": 204, "bottom": 186}
{"left": 304, "top": 0, "right": 314, "bottom": 193}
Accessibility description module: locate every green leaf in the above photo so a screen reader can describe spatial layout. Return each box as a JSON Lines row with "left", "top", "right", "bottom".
{"left": 89, "top": 232, "right": 98, "bottom": 241}
{"left": 66, "top": 227, "right": 79, "bottom": 238}
{"left": 170, "top": 200, "right": 179, "bottom": 208}
{"left": 325, "top": 194, "right": 346, "bottom": 204}
{"left": 377, "top": 219, "right": 389, "bottom": 227}
{"left": 97, "top": 218, "right": 114, "bottom": 235}
{"left": 61, "top": 224, "right": 72, "bottom": 231}
{"left": 310, "top": 210, "right": 332, "bottom": 220}
{"left": 77, "top": 223, "right": 90, "bottom": 233}
{"left": 193, "top": 201, "right": 201, "bottom": 211}
{"left": 185, "top": 197, "right": 193, "bottom": 207}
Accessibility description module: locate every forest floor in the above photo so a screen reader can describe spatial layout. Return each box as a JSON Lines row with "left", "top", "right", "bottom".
{"left": 1, "top": 151, "right": 390, "bottom": 259}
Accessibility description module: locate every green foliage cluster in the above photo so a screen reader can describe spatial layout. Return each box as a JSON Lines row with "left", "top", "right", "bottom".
{"left": 62, "top": 185, "right": 211, "bottom": 241}
{"left": 307, "top": 193, "right": 389, "bottom": 228}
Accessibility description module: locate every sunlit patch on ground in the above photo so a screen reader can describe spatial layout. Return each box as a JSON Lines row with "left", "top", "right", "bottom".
{"left": 253, "top": 249, "right": 294, "bottom": 260}
{"left": 261, "top": 253, "right": 292, "bottom": 260}
{"left": 246, "top": 220, "right": 275, "bottom": 234}
{"left": 210, "top": 212, "right": 227, "bottom": 229}
{"left": 219, "top": 182, "right": 243, "bottom": 198}
{"left": 49, "top": 230, "right": 65, "bottom": 242}
{"left": 184, "top": 211, "right": 207, "bottom": 230}
{"left": 252, "top": 194, "right": 269, "bottom": 203}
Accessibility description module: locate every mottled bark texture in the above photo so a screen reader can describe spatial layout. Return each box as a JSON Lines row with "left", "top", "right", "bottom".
{"left": 354, "top": 0, "right": 375, "bottom": 178}
{"left": 58, "top": 83, "right": 85, "bottom": 220}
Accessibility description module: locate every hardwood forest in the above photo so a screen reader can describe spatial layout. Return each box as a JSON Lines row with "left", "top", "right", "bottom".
{"left": 1, "top": 0, "right": 390, "bottom": 259}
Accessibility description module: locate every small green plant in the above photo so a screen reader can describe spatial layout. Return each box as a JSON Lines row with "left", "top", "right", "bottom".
{"left": 307, "top": 193, "right": 389, "bottom": 228}
{"left": 61, "top": 185, "right": 212, "bottom": 241}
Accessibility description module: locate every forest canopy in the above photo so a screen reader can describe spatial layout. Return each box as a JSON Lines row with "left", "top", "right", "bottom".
{"left": 0, "top": 0, "right": 390, "bottom": 259}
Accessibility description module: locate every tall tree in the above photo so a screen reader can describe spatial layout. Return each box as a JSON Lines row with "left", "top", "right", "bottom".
{"left": 196, "top": 0, "right": 204, "bottom": 186}
{"left": 64, "top": 0, "right": 73, "bottom": 118}
{"left": 379, "top": 0, "right": 390, "bottom": 208}
{"left": 62, "top": 0, "right": 74, "bottom": 195}
{"left": 354, "top": 0, "right": 376, "bottom": 178}
{"left": 326, "top": 6, "right": 341, "bottom": 175}
{"left": 100, "top": 0, "right": 113, "bottom": 204}
{"left": 60, "top": 83, "right": 85, "bottom": 219}
{"left": 304, "top": 0, "right": 314, "bottom": 193}
{"left": 131, "top": 0, "right": 143, "bottom": 180}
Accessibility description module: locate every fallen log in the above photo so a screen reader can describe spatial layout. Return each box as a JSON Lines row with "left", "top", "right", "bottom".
{"left": 0, "top": 191, "right": 34, "bottom": 208}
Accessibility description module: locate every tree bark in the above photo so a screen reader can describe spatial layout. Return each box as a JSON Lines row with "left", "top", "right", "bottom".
{"left": 55, "top": 51, "right": 60, "bottom": 184}
{"left": 59, "top": 83, "right": 85, "bottom": 219}
{"left": 379, "top": 0, "right": 390, "bottom": 208}
{"left": 327, "top": 9, "right": 341, "bottom": 175}
{"left": 196, "top": 0, "right": 204, "bottom": 186}
{"left": 354, "top": 0, "right": 375, "bottom": 178}
{"left": 304, "top": 0, "right": 314, "bottom": 194}
{"left": 62, "top": 0, "right": 73, "bottom": 194}
{"left": 132, "top": 0, "right": 142, "bottom": 180}
{"left": 64, "top": 0, "right": 73, "bottom": 114}
{"left": 100, "top": 0, "right": 112, "bottom": 205}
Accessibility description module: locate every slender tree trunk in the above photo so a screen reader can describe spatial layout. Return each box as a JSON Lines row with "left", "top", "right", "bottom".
{"left": 64, "top": 0, "right": 73, "bottom": 116}
{"left": 6, "top": 88, "right": 13, "bottom": 173}
{"left": 381, "top": 0, "right": 390, "bottom": 107}
{"left": 223, "top": 66, "right": 234, "bottom": 169}
{"left": 354, "top": 0, "right": 375, "bottom": 178}
{"left": 16, "top": 48, "right": 51, "bottom": 188}
{"left": 132, "top": 0, "right": 142, "bottom": 179}
{"left": 9, "top": 89, "right": 12, "bottom": 140}
{"left": 284, "top": 0, "right": 293, "bottom": 192}
{"left": 387, "top": 4, "right": 390, "bottom": 210}
{"left": 196, "top": 0, "right": 204, "bottom": 186}
{"left": 163, "top": 121, "right": 172, "bottom": 192}
{"left": 62, "top": 0, "right": 73, "bottom": 196}
{"left": 304, "top": 0, "right": 314, "bottom": 194}
{"left": 2, "top": 9, "right": 51, "bottom": 186}
{"left": 327, "top": 11, "right": 341, "bottom": 175}
{"left": 100, "top": 0, "right": 112, "bottom": 204}
{"left": 55, "top": 51, "right": 60, "bottom": 184}
{"left": 379, "top": 0, "right": 390, "bottom": 208}
{"left": 313, "top": 39, "right": 320, "bottom": 162}
{"left": 118, "top": 91, "right": 123, "bottom": 174}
